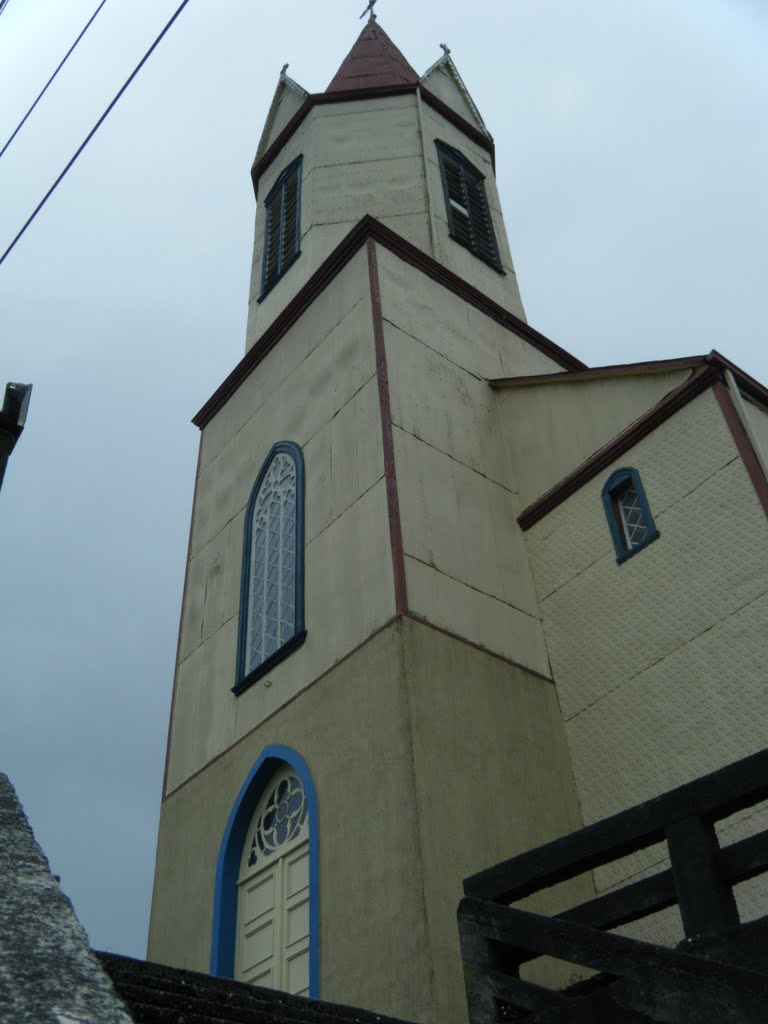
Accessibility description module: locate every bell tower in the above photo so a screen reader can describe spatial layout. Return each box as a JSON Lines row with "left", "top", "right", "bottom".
{"left": 148, "top": 17, "right": 586, "bottom": 1024}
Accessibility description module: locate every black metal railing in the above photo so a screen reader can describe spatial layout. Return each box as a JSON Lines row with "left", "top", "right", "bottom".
{"left": 458, "top": 748, "right": 768, "bottom": 1022}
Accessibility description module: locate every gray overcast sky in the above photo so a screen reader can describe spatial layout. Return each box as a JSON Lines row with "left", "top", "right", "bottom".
{"left": 1, "top": 0, "right": 766, "bottom": 960}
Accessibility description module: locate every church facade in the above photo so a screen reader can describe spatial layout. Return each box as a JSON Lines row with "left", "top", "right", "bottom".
{"left": 147, "top": 18, "right": 768, "bottom": 1024}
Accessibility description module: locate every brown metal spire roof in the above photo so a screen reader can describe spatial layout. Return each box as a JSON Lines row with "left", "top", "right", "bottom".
{"left": 326, "top": 18, "right": 419, "bottom": 93}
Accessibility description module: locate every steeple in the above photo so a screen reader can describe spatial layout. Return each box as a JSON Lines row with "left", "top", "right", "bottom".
{"left": 326, "top": 19, "right": 419, "bottom": 92}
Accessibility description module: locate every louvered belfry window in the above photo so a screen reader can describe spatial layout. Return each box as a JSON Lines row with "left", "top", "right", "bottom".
{"left": 260, "top": 157, "right": 302, "bottom": 298}
{"left": 235, "top": 442, "right": 306, "bottom": 693}
{"left": 436, "top": 142, "right": 501, "bottom": 271}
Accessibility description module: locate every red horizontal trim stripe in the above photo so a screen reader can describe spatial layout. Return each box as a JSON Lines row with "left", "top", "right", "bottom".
{"left": 193, "top": 215, "right": 584, "bottom": 428}
{"left": 517, "top": 364, "right": 721, "bottom": 530}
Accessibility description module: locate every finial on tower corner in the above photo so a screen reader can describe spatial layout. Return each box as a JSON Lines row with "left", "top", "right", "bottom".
{"left": 280, "top": 63, "right": 289, "bottom": 79}
{"left": 439, "top": 43, "right": 450, "bottom": 56}
{"left": 360, "top": 0, "right": 377, "bottom": 21}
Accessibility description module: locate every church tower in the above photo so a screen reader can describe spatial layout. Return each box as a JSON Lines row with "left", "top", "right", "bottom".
{"left": 148, "top": 17, "right": 589, "bottom": 1024}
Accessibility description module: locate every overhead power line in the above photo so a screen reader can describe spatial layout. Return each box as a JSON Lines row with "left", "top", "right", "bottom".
{"left": 0, "top": 0, "right": 194, "bottom": 270}
{"left": 0, "top": 0, "right": 110, "bottom": 163}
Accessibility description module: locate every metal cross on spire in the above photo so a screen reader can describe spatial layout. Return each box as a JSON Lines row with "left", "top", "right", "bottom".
{"left": 360, "top": 0, "right": 377, "bottom": 21}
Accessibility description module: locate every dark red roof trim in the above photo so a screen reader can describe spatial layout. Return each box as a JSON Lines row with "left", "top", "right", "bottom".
{"left": 251, "top": 85, "right": 495, "bottom": 198}
{"left": 491, "top": 355, "right": 707, "bottom": 389}
{"left": 712, "top": 380, "right": 768, "bottom": 520}
{"left": 706, "top": 350, "right": 768, "bottom": 410}
{"left": 193, "top": 215, "right": 583, "bottom": 428}
{"left": 517, "top": 363, "right": 721, "bottom": 530}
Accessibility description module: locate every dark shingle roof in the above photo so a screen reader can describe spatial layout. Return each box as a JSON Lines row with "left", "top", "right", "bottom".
{"left": 99, "top": 951, "right": 418, "bottom": 1024}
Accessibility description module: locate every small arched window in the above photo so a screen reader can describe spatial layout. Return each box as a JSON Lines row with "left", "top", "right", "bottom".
{"left": 234, "top": 442, "right": 306, "bottom": 694}
{"left": 602, "top": 467, "right": 659, "bottom": 563}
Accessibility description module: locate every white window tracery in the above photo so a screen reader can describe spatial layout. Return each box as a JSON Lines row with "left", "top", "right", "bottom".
{"left": 245, "top": 452, "right": 297, "bottom": 674}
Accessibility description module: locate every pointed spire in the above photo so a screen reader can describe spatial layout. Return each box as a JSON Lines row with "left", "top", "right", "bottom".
{"left": 326, "top": 20, "right": 419, "bottom": 93}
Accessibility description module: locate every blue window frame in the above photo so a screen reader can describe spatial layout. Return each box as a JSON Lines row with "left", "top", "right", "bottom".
{"left": 602, "top": 467, "right": 659, "bottom": 563}
{"left": 234, "top": 442, "right": 306, "bottom": 695}
{"left": 210, "top": 745, "right": 319, "bottom": 995}
{"left": 259, "top": 157, "right": 302, "bottom": 299}
{"left": 435, "top": 140, "right": 502, "bottom": 271}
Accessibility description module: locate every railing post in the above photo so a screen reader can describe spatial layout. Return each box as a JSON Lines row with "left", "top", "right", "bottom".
{"left": 665, "top": 815, "right": 739, "bottom": 939}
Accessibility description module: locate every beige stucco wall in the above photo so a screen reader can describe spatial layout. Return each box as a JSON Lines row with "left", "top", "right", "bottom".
{"left": 168, "top": 250, "right": 395, "bottom": 792}
{"left": 376, "top": 245, "right": 559, "bottom": 677}
{"left": 246, "top": 91, "right": 525, "bottom": 348}
{"left": 150, "top": 615, "right": 589, "bottom": 1024}
{"left": 526, "top": 389, "right": 768, "bottom": 933}
{"left": 496, "top": 368, "right": 692, "bottom": 509}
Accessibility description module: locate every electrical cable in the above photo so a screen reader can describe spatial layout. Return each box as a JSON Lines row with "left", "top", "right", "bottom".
{"left": 0, "top": 0, "right": 110, "bottom": 162}
{"left": 0, "top": 0, "right": 194, "bottom": 269}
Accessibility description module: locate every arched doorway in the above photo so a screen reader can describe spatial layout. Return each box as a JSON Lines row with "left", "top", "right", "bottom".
{"left": 236, "top": 765, "right": 310, "bottom": 993}
{"left": 210, "top": 746, "right": 318, "bottom": 996}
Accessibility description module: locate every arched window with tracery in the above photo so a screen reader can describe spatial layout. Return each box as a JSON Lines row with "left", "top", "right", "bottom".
{"left": 235, "top": 442, "right": 306, "bottom": 694}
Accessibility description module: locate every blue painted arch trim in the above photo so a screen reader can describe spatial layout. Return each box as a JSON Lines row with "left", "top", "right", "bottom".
{"left": 234, "top": 441, "right": 306, "bottom": 696}
{"left": 602, "top": 467, "right": 660, "bottom": 563}
{"left": 210, "top": 745, "right": 319, "bottom": 995}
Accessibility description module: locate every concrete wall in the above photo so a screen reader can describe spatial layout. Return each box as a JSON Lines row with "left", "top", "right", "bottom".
{"left": 246, "top": 92, "right": 526, "bottom": 349}
{"left": 168, "top": 250, "right": 394, "bottom": 792}
{"left": 376, "top": 246, "right": 559, "bottom": 677}
{"left": 525, "top": 389, "right": 768, "bottom": 931}
{"left": 496, "top": 368, "right": 692, "bottom": 509}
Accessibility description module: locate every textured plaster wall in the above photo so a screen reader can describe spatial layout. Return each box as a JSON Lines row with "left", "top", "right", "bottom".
{"left": 418, "top": 100, "right": 525, "bottom": 317}
{"left": 496, "top": 368, "right": 691, "bottom": 509}
{"left": 246, "top": 84, "right": 527, "bottom": 349}
{"left": 150, "top": 616, "right": 589, "bottom": 1024}
{"left": 168, "top": 251, "right": 394, "bottom": 792}
{"left": 247, "top": 95, "right": 430, "bottom": 347}
{"left": 526, "top": 390, "right": 768, "bottom": 931}
{"left": 150, "top": 623, "right": 437, "bottom": 1024}
{"left": 377, "top": 246, "right": 559, "bottom": 675}
{"left": 399, "top": 617, "right": 592, "bottom": 1023}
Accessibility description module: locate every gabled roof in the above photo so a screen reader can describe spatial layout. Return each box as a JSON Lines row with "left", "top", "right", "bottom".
{"left": 420, "top": 50, "right": 490, "bottom": 137}
{"left": 326, "top": 19, "right": 419, "bottom": 93}
{"left": 100, "top": 951, "right": 417, "bottom": 1024}
{"left": 254, "top": 68, "right": 309, "bottom": 165}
